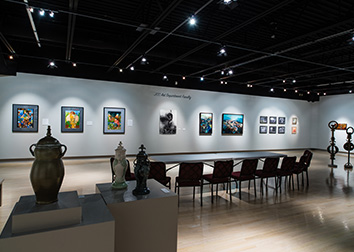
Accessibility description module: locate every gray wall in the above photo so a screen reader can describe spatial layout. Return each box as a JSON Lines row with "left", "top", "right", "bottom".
{"left": 1, "top": 73, "right": 317, "bottom": 159}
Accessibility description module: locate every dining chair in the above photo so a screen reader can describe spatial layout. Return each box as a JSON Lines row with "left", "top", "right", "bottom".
{"left": 175, "top": 162, "right": 204, "bottom": 206}
{"left": 203, "top": 160, "right": 233, "bottom": 203}
{"left": 231, "top": 159, "right": 258, "bottom": 199}
{"left": 276, "top": 156, "right": 296, "bottom": 193}
{"left": 292, "top": 150, "right": 313, "bottom": 189}
{"left": 149, "top": 161, "right": 171, "bottom": 189}
{"left": 255, "top": 157, "right": 279, "bottom": 195}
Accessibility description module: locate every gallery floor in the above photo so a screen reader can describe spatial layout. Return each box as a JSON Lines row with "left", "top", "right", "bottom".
{"left": 1, "top": 150, "right": 354, "bottom": 252}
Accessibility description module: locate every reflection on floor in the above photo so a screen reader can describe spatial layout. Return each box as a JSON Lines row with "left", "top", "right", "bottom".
{"left": 1, "top": 150, "right": 354, "bottom": 251}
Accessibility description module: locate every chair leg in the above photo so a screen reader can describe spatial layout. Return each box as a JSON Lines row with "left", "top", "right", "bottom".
{"left": 275, "top": 176, "right": 278, "bottom": 194}
{"left": 260, "top": 178, "right": 263, "bottom": 195}
{"left": 239, "top": 181, "right": 242, "bottom": 199}
{"left": 248, "top": 180, "right": 251, "bottom": 190}
{"left": 211, "top": 184, "right": 214, "bottom": 204}
{"left": 254, "top": 179, "right": 257, "bottom": 198}
{"left": 291, "top": 175, "right": 295, "bottom": 190}
{"left": 216, "top": 184, "right": 219, "bottom": 200}
{"left": 229, "top": 181, "right": 232, "bottom": 202}
{"left": 297, "top": 174, "right": 300, "bottom": 190}
{"left": 279, "top": 176, "right": 282, "bottom": 194}
{"left": 306, "top": 170, "right": 309, "bottom": 186}
{"left": 193, "top": 186, "right": 195, "bottom": 200}
{"left": 200, "top": 184, "right": 203, "bottom": 207}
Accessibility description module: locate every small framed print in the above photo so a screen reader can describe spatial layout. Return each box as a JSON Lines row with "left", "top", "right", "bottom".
{"left": 61, "top": 106, "right": 84, "bottom": 133}
{"left": 260, "top": 116, "right": 268, "bottom": 124}
{"left": 278, "top": 117, "right": 286, "bottom": 124}
{"left": 269, "top": 116, "right": 277, "bottom": 124}
{"left": 12, "top": 104, "right": 39, "bottom": 132}
{"left": 260, "top": 126, "right": 267, "bottom": 134}
{"left": 269, "top": 126, "right": 277, "bottom": 134}
{"left": 336, "top": 123, "right": 347, "bottom": 130}
{"left": 292, "top": 117, "right": 297, "bottom": 125}
{"left": 278, "top": 126, "right": 285, "bottom": 134}
{"left": 103, "top": 107, "right": 126, "bottom": 134}
{"left": 199, "top": 112, "right": 213, "bottom": 135}
{"left": 292, "top": 127, "right": 297, "bottom": 134}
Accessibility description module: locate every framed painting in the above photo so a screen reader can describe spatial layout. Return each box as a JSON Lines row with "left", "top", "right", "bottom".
{"left": 259, "top": 126, "right": 267, "bottom": 134}
{"left": 12, "top": 104, "right": 38, "bottom": 132}
{"left": 278, "top": 117, "right": 286, "bottom": 124}
{"left": 269, "top": 116, "right": 277, "bottom": 124}
{"left": 292, "top": 117, "right": 297, "bottom": 125}
{"left": 61, "top": 106, "right": 84, "bottom": 132}
{"left": 160, "top": 109, "right": 177, "bottom": 134}
{"left": 222, "top": 113, "right": 244, "bottom": 135}
{"left": 278, "top": 126, "right": 285, "bottom": 134}
{"left": 292, "top": 126, "right": 297, "bottom": 134}
{"left": 336, "top": 123, "right": 347, "bottom": 130}
{"left": 199, "top": 112, "right": 213, "bottom": 135}
{"left": 269, "top": 126, "right": 276, "bottom": 134}
{"left": 103, "top": 107, "right": 125, "bottom": 134}
{"left": 260, "top": 116, "right": 268, "bottom": 124}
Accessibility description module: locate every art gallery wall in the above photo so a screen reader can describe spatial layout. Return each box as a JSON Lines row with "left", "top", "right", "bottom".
{"left": 0, "top": 73, "right": 316, "bottom": 160}
{"left": 313, "top": 94, "right": 354, "bottom": 152}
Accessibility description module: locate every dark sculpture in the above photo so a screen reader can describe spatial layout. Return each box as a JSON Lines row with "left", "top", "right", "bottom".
{"left": 327, "top": 121, "right": 339, "bottom": 168}
{"left": 133, "top": 144, "right": 150, "bottom": 195}
{"left": 343, "top": 126, "right": 354, "bottom": 170}
{"left": 29, "top": 126, "right": 67, "bottom": 204}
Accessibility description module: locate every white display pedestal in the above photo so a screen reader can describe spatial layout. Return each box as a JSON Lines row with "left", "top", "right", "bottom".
{"left": 96, "top": 179, "right": 178, "bottom": 252}
{"left": 0, "top": 192, "right": 115, "bottom": 252}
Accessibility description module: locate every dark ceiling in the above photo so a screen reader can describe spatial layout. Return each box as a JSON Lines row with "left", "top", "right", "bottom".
{"left": 1, "top": 0, "right": 354, "bottom": 102}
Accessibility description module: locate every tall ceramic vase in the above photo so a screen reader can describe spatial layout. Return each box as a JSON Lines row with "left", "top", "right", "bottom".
{"left": 112, "top": 141, "right": 128, "bottom": 190}
{"left": 29, "top": 126, "right": 67, "bottom": 205}
{"left": 133, "top": 144, "right": 150, "bottom": 195}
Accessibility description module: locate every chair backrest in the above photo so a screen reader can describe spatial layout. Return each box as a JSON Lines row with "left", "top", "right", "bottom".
{"left": 240, "top": 159, "right": 258, "bottom": 176}
{"left": 303, "top": 150, "right": 313, "bottom": 170}
{"left": 110, "top": 157, "right": 115, "bottom": 182}
{"left": 125, "top": 161, "right": 133, "bottom": 179}
{"left": 149, "top": 161, "right": 167, "bottom": 180}
{"left": 213, "top": 160, "right": 233, "bottom": 178}
{"left": 280, "top": 156, "right": 296, "bottom": 171}
{"left": 262, "top": 157, "right": 279, "bottom": 173}
{"left": 179, "top": 162, "right": 203, "bottom": 180}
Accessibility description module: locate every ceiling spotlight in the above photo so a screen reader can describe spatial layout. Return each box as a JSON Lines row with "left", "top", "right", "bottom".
{"left": 9, "top": 55, "right": 14, "bottom": 60}
{"left": 220, "top": 0, "right": 238, "bottom": 9}
{"left": 228, "top": 69, "right": 233, "bottom": 75}
{"left": 317, "top": 92, "right": 320, "bottom": 96}
{"left": 307, "top": 91, "right": 310, "bottom": 94}
{"left": 217, "top": 46, "right": 227, "bottom": 56}
{"left": 324, "top": 92, "right": 327, "bottom": 96}
{"left": 47, "top": 61, "right": 57, "bottom": 69}
{"left": 182, "top": 76, "right": 186, "bottom": 80}
{"left": 140, "top": 56, "right": 148, "bottom": 65}
{"left": 72, "top": 62, "right": 77, "bottom": 67}
{"left": 163, "top": 75, "right": 168, "bottom": 81}
{"left": 270, "top": 88, "right": 274, "bottom": 92}
{"left": 221, "top": 70, "right": 225, "bottom": 75}
{"left": 29, "top": 7, "right": 34, "bottom": 12}
{"left": 247, "top": 84, "right": 253, "bottom": 88}
{"left": 200, "top": 76, "right": 204, "bottom": 81}
{"left": 49, "top": 11, "right": 54, "bottom": 18}
{"left": 119, "top": 68, "right": 123, "bottom": 73}
{"left": 292, "top": 79, "right": 296, "bottom": 84}
{"left": 39, "top": 9, "right": 45, "bottom": 16}
{"left": 284, "top": 88, "right": 287, "bottom": 92}
{"left": 189, "top": 15, "right": 196, "bottom": 26}
{"left": 130, "top": 66, "right": 135, "bottom": 71}
{"left": 175, "top": 81, "right": 178, "bottom": 85}
{"left": 295, "top": 89, "right": 298, "bottom": 93}
{"left": 220, "top": 81, "right": 224, "bottom": 84}
{"left": 283, "top": 79, "right": 286, "bottom": 83}
{"left": 349, "top": 90, "right": 353, "bottom": 94}
{"left": 225, "top": 81, "right": 228, "bottom": 85}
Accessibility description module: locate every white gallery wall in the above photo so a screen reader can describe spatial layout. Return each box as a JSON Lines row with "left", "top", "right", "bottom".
{"left": 0, "top": 73, "right": 318, "bottom": 160}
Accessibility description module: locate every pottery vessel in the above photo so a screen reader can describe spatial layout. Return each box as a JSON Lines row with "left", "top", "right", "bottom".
{"left": 112, "top": 141, "right": 128, "bottom": 189}
{"left": 133, "top": 144, "right": 150, "bottom": 195}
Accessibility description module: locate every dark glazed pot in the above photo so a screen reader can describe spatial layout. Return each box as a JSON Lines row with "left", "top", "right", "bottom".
{"left": 29, "top": 126, "right": 67, "bottom": 204}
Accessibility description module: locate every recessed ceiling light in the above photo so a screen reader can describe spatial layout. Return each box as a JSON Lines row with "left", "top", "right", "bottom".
{"left": 9, "top": 55, "right": 14, "bottom": 60}
{"left": 189, "top": 15, "right": 196, "bottom": 26}
{"left": 39, "top": 9, "right": 45, "bottom": 16}
{"left": 119, "top": 68, "right": 123, "bottom": 73}
{"left": 130, "top": 66, "right": 135, "bottom": 71}
{"left": 72, "top": 62, "right": 77, "bottom": 67}
{"left": 49, "top": 11, "right": 54, "bottom": 18}
{"left": 182, "top": 76, "right": 186, "bottom": 80}
{"left": 200, "top": 76, "right": 204, "bottom": 81}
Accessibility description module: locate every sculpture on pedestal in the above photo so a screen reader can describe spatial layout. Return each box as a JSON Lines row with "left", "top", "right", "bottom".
{"left": 133, "top": 144, "right": 150, "bottom": 195}
{"left": 29, "top": 126, "right": 67, "bottom": 204}
{"left": 327, "top": 121, "right": 339, "bottom": 168}
{"left": 112, "top": 141, "right": 128, "bottom": 190}
{"left": 343, "top": 126, "right": 354, "bottom": 170}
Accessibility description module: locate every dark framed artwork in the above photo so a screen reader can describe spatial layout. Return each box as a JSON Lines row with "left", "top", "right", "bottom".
{"left": 278, "top": 126, "right": 285, "bottom": 134}
{"left": 12, "top": 104, "right": 39, "bottom": 132}
{"left": 159, "top": 109, "right": 177, "bottom": 134}
{"left": 260, "top": 116, "right": 268, "bottom": 124}
{"left": 61, "top": 106, "right": 84, "bottom": 132}
{"left": 199, "top": 112, "right": 213, "bottom": 135}
{"left": 278, "top": 117, "right": 286, "bottom": 124}
{"left": 222, "top": 113, "right": 244, "bottom": 135}
{"left": 269, "top": 126, "right": 277, "bottom": 134}
{"left": 103, "top": 107, "right": 125, "bottom": 134}
{"left": 269, "top": 116, "right": 277, "bottom": 124}
{"left": 259, "top": 126, "right": 267, "bottom": 134}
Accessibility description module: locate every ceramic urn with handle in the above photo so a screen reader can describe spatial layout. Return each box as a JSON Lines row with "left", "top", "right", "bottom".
{"left": 29, "top": 126, "right": 67, "bottom": 204}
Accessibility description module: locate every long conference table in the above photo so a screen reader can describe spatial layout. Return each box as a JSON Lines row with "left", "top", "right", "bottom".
{"left": 149, "top": 151, "right": 287, "bottom": 171}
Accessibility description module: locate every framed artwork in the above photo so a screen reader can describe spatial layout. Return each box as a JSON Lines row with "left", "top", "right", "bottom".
{"left": 269, "top": 116, "right": 277, "bottom": 124}
{"left": 292, "top": 117, "right": 297, "bottom": 125}
{"left": 103, "top": 107, "right": 125, "bottom": 134}
{"left": 222, "top": 113, "right": 244, "bottom": 135}
{"left": 12, "top": 104, "right": 38, "bottom": 132}
{"left": 292, "top": 127, "right": 297, "bottom": 134}
{"left": 336, "top": 123, "right": 347, "bottom": 130}
{"left": 260, "top": 116, "right": 268, "bottom": 124}
{"left": 199, "top": 112, "right": 213, "bottom": 135}
{"left": 269, "top": 126, "right": 276, "bottom": 134}
{"left": 278, "top": 126, "right": 285, "bottom": 134}
{"left": 61, "top": 106, "right": 84, "bottom": 132}
{"left": 160, "top": 109, "right": 177, "bottom": 134}
{"left": 278, "top": 117, "right": 286, "bottom": 124}
{"left": 259, "top": 126, "right": 267, "bottom": 134}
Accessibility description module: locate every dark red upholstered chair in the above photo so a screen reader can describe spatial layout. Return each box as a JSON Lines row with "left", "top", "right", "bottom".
{"left": 276, "top": 156, "right": 296, "bottom": 193}
{"left": 202, "top": 160, "right": 233, "bottom": 203}
{"left": 110, "top": 157, "right": 135, "bottom": 182}
{"left": 148, "top": 161, "right": 171, "bottom": 189}
{"left": 292, "top": 150, "right": 313, "bottom": 189}
{"left": 175, "top": 162, "right": 204, "bottom": 206}
{"left": 255, "top": 157, "right": 279, "bottom": 195}
{"left": 231, "top": 159, "right": 258, "bottom": 199}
